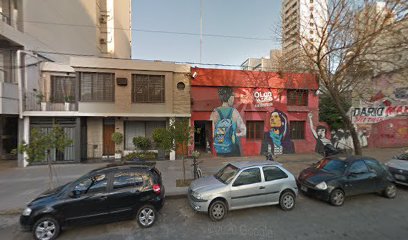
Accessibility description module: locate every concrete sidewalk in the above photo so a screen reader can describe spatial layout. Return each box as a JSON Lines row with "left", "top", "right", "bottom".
{"left": 0, "top": 147, "right": 405, "bottom": 214}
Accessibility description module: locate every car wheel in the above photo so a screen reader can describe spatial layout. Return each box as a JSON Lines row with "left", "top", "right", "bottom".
{"left": 208, "top": 200, "right": 227, "bottom": 221}
{"left": 279, "top": 191, "right": 296, "bottom": 211}
{"left": 32, "top": 216, "right": 60, "bottom": 240}
{"left": 383, "top": 183, "right": 397, "bottom": 199}
{"left": 329, "top": 189, "right": 345, "bottom": 206}
{"left": 137, "top": 205, "right": 157, "bottom": 228}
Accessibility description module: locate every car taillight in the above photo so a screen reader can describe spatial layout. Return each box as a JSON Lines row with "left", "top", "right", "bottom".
{"left": 153, "top": 184, "right": 161, "bottom": 194}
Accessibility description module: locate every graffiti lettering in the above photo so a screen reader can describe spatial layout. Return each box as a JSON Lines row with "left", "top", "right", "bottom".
{"left": 351, "top": 106, "right": 408, "bottom": 124}
{"left": 254, "top": 91, "right": 273, "bottom": 103}
{"left": 352, "top": 107, "right": 384, "bottom": 117}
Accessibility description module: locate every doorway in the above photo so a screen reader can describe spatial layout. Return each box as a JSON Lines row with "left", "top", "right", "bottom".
{"left": 194, "top": 121, "right": 212, "bottom": 153}
{"left": 103, "top": 118, "right": 115, "bottom": 155}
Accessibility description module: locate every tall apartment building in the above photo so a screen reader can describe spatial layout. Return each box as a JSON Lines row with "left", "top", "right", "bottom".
{"left": 0, "top": 0, "right": 131, "bottom": 161}
{"left": 282, "top": 0, "right": 328, "bottom": 67}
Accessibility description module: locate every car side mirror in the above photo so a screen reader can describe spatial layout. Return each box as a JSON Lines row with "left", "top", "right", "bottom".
{"left": 69, "top": 190, "right": 81, "bottom": 198}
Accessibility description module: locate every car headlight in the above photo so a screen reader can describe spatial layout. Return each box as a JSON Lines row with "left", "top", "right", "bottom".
{"left": 192, "top": 191, "right": 205, "bottom": 200}
{"left": 315, "top": 182, "right": 328, "bottom": 190}
{"left": 22, "top": 207, "right": 32, "bottom": 216}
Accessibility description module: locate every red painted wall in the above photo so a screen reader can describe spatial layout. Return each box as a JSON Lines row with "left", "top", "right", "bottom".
{"left": 191, "top": 68, "right": 322, "bottom": 156}
{"left": 369, "top": 118, "right": 408, "bottom": 148}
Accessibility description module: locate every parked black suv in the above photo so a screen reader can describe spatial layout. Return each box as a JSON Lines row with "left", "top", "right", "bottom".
{"left": 20, "top": 162, "right": 165, "bottom": 240}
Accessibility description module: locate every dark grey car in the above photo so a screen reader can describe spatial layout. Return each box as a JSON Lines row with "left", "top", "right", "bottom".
{"left": 188, "top": 161, "right": 298, "bottom": 221}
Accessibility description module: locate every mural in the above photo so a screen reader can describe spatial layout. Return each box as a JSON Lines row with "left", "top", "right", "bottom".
{"left": 308, "top": 113, "right": 334, "bottom": 155}
{"left": 210, "top": 87, "right": 246, "bottom": 157}
{"left": 260, "top": 110, "right": 295, "bottom": 155}
{"left": 190, "top": 68, "right": 320, "bottom": 156}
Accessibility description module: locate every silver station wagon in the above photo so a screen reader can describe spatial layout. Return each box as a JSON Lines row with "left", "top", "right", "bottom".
{"left": 188, "top": 161, "right": 298, "bottom": 221}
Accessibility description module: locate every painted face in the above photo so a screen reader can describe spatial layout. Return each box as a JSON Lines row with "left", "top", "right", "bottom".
{"left": 270, "top": 112, "right": 282, "bottom": 128}
{"left": 317, "top": 128, "right": 326, "bottom": 138}
{"left": 227, "top": 95, "right": 235, "bottom": 107}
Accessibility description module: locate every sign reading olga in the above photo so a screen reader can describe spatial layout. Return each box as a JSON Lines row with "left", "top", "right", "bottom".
{"left": 351, "top": 105, "right": 408, "bottom": 123}
{"left": 253, "top": 89, "right": 273, "bottom": 108}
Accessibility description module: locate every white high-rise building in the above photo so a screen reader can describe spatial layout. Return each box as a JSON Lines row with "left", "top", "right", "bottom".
{"left": 282, "top": 0, "right": 328, "bottom": 61}
{"left": 0, "top": 0, "right": 131, "bottom": 161}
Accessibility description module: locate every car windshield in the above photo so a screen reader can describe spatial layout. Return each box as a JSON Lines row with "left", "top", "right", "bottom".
{"left": 397, "top": 153, "right": 408, "bottom": 161}
{"left": 214, "top": 164, "right": 239, "bottom": 184}
{"left": 315, "top": 159, "right": 346, "bottom": 174}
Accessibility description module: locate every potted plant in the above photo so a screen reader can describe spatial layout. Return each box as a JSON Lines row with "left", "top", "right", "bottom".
{"left": 35, "top": 92, "right": 47, "bottom": 111}
{"left": 64, "top": 96, "right": 75, "bottom": 111}
{"left": 111, "top": 132, "right": 124, "bottom": 160}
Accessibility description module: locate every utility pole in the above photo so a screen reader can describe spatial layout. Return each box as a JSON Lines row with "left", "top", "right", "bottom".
{"left": 200, "top": 0, "right": 203, "bottom": 64}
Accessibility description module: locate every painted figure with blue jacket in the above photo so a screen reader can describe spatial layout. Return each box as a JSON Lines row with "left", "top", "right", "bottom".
{"left": 210, "top": 87, "right": 246, "bottom": 157}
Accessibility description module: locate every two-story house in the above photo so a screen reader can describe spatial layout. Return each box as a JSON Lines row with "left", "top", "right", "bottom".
{"left": 20, "top": 57, "right": 191, "bottom": 166}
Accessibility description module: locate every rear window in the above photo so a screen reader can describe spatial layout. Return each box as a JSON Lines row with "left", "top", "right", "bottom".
{"left": 263, "top": 166, "right": 288, "bottom": 181}
{"left": 150, "top": 168, "right": 162, "bottom": 184}
{"left": 113, "top": 171, "right": 144, "bottom": 190}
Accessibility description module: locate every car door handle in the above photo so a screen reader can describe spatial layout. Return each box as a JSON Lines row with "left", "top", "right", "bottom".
{"left": 259, "top": 186, "right": 265, "bottom": 189}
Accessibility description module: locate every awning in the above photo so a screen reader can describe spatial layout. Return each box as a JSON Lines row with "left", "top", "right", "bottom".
{"left": 40, "top": 62, "right": 75, "bottom": 73}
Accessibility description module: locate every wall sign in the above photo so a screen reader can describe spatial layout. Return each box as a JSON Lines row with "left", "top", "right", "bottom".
{"left": 253, "top": 89, "right": 273, "bottom": 108}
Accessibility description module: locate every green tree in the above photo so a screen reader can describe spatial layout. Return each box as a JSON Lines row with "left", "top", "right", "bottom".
{"left": 319, "top": 93, "right": 351, "bottom": 130}
{"left": 170, "top": 119, "right": 192, "bottom": 181}
{"left": 19, "top": 125, "right": 73, "bottom": 188}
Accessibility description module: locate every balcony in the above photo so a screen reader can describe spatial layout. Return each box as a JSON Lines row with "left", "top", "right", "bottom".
{"left": 24, "top": 92, "right": 78, "bottom": 112}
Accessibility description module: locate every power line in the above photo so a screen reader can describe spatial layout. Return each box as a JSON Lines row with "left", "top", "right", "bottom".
{"left": 21, "top": 20, "right": 279, "bottom": 42}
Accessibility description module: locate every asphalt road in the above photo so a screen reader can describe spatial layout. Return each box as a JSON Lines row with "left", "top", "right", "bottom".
{"left": 1, "top": 186, "right": 408, "bottom": 240}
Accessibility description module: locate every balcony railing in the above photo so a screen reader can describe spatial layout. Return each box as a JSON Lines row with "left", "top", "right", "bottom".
{"left": 24, "top": 92, "right": 78, "bottom": 112}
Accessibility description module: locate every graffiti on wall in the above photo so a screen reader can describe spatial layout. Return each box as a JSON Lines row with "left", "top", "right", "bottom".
{"left": 260, "top": 110, "right": 295, "bottom": 155}
{"left": 210, "top": 87, "right": 246, "bottom": 157}
{"left": 351, "top": 105, "right": 408, "bottom": 124}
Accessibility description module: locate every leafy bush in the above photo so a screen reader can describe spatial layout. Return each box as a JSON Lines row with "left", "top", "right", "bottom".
{"left": 152, "top": 128, "right": 173, "bottom": 152}
{"left": 133, "top": 136, "right": 151, "bottom": 151}
{"left": 111, "top": 132, "right": 123, "bottom": 145}
{"left": 124, "top": 152, "right": 157, "bottom": 161}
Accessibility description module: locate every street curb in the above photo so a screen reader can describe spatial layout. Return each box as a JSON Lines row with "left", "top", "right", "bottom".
{"left": 0, "top": 208, "right": 22, "bottom": 216}
{"left": 166, "top": 193, "right": 187, "bottom": 200}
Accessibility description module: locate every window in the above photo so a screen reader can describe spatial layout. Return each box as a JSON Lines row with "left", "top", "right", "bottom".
{"left": 364, "top": 159, "right": 384, "bottom": 174}
{"left": 51, "top": 76, "right": 75, "bottom": 103}
{"left": 132, "top": 74, "right": 165, "bottom": 103}
{"left": 287, "top": 89, "right": 308, "bottom": 106}
{"left": 349, "top": 161, "right": 369, "bottom": 174}
{"left": 247, "top": 121, "right": 264, "bottom": 140}
{"left": 74, "top": 174, "right": 107, "bottom": 194}
{"left": 290, "top": 121, "right": 305, "bottom": 140}
{"left": 310, "top": 0, "right": 314, "bottom": 3}
{"left": 233, "top": 168, "right": 261, "bottom": 186}
{"left": 113, "top": 171, "right": 144, "bottom": 190}
{"left": 0, "top": 49, "right": 13, "bottom": 83}
{"left": 124, "top": 121, "right": 166, "bottom": 149}
{"left": 80, "top": 72, "right": 114, "bottom": 102}
{"left": 263, "top": 166, "right": 288, "bottom": 181}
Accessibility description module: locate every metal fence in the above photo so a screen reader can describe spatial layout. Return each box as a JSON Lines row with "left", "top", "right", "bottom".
{"left": 25, "top": 92, "right": 78, "bottom": 111}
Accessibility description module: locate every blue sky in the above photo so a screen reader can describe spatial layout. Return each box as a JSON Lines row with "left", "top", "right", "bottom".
{"left": 131, "top": 0, "right": 282, "bottom": 67}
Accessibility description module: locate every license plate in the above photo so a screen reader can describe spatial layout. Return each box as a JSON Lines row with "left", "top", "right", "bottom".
{"left": 395, "top": 174, "right": 406, "bottom": 181}
{"left": 301, "top": 185, "right": 308, "bottom": 192}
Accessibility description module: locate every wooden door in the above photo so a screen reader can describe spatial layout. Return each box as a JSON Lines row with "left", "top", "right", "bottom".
{"left": 103, "top": 124, "right": 115, "bottom": 155}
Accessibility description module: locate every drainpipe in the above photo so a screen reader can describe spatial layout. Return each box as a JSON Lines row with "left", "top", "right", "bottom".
{"left": 16, "top": 50, "right": 42, "bottom": 167}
